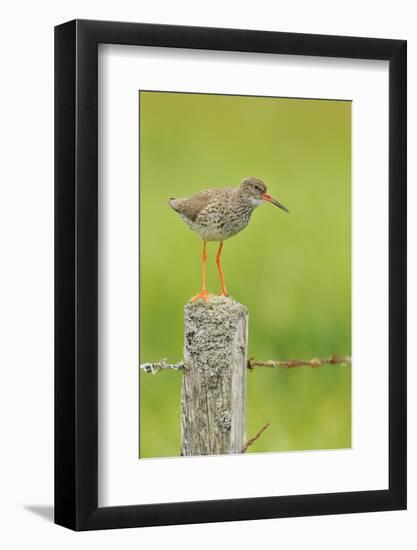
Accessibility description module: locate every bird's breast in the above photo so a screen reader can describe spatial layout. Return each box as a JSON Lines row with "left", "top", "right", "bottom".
{"left": 187, "top": 204, "right": 253, "bottom": 241}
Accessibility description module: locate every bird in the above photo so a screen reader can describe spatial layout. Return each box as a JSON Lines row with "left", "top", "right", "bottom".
{"left": 169, "top": 176, "right": 289, "bottom": 302}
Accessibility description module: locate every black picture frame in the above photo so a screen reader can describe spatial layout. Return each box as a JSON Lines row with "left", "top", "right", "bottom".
{"left": 55, "top": 19, "right": 407, "bottom": 531}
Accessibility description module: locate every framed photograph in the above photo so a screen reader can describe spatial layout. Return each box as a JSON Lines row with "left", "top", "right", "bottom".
{"left": 55, "top": 19, "right": 406, "bottom": 530}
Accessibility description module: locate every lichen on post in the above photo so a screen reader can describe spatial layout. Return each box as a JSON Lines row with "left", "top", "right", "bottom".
{"left": 181, "top": 296, "right": 248, "bottom": 456}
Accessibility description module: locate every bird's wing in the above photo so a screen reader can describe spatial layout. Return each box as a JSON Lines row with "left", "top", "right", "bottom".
{"left": 169, "top": 189, "right": 219, "bottom": 222}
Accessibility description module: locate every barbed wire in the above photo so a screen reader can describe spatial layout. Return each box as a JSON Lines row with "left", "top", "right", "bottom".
{"left": 140, "top": 355, "right": 351, "bottom": 374}
{"left": 140, "top": 360, "right": 184, "bottom": 374}
{"left": 247, "top": 355, "right": 351, "bottom": 370}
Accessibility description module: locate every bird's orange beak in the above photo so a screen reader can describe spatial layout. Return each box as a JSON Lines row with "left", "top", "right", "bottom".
{"left": 262, "top": 193, "right": 289, "bottom": 213}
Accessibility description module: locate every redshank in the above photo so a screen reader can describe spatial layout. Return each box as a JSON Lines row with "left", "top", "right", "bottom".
{"left": 169, "top": 176, "right": 289, "bottom": 301}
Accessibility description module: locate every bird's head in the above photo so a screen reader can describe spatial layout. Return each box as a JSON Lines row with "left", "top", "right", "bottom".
{"left": 240, "top": 177, "right": 289, "bottom": 213}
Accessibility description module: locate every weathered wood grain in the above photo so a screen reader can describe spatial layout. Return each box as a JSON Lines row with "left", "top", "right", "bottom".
{"left": 181, "top": 296, "right": 248, "bottom": 456}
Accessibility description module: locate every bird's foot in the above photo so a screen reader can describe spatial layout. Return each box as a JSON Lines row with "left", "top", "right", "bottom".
{"left": 190, "top": 289, "right": 211, "bottom": 303}
{"left": 218, "top": 289, "right": 229, "bottom": 297}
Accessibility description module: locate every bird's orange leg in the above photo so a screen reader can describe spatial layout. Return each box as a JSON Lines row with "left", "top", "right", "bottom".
{"left": 191, "top": 241, "right": 210, "bottom": 302}
{"left": 216, "top": 242, "right": 228, "bottom": 296}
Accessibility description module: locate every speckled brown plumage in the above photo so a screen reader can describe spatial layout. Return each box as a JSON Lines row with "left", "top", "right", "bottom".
{"left": 169, "top": 177, "right": 288, "bottom": 241}
{"left": 169, "top": 177, "right": 288, "bottom": 300}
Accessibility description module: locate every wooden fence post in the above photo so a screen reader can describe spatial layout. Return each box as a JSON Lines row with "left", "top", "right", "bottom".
{"left": 181, "top": 296, "right": 248, "bottom": 456}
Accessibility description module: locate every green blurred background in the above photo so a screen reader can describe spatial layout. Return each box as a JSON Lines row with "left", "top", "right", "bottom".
{"left": 139, "top": 91, "right": 351, "bottom": 458}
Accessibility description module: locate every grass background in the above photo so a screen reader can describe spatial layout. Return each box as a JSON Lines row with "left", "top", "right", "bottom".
{"left": 139, "top": 91, "right": 351, "bottom": 458}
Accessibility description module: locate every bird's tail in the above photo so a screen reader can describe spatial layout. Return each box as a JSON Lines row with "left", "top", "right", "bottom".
{"left": 168, "top": 197, "right": 181, "bottom": 212}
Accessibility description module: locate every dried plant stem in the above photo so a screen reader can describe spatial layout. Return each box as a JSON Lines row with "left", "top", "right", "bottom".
{"left": 242, "top": 422, "right": 271, "bottom": 453}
